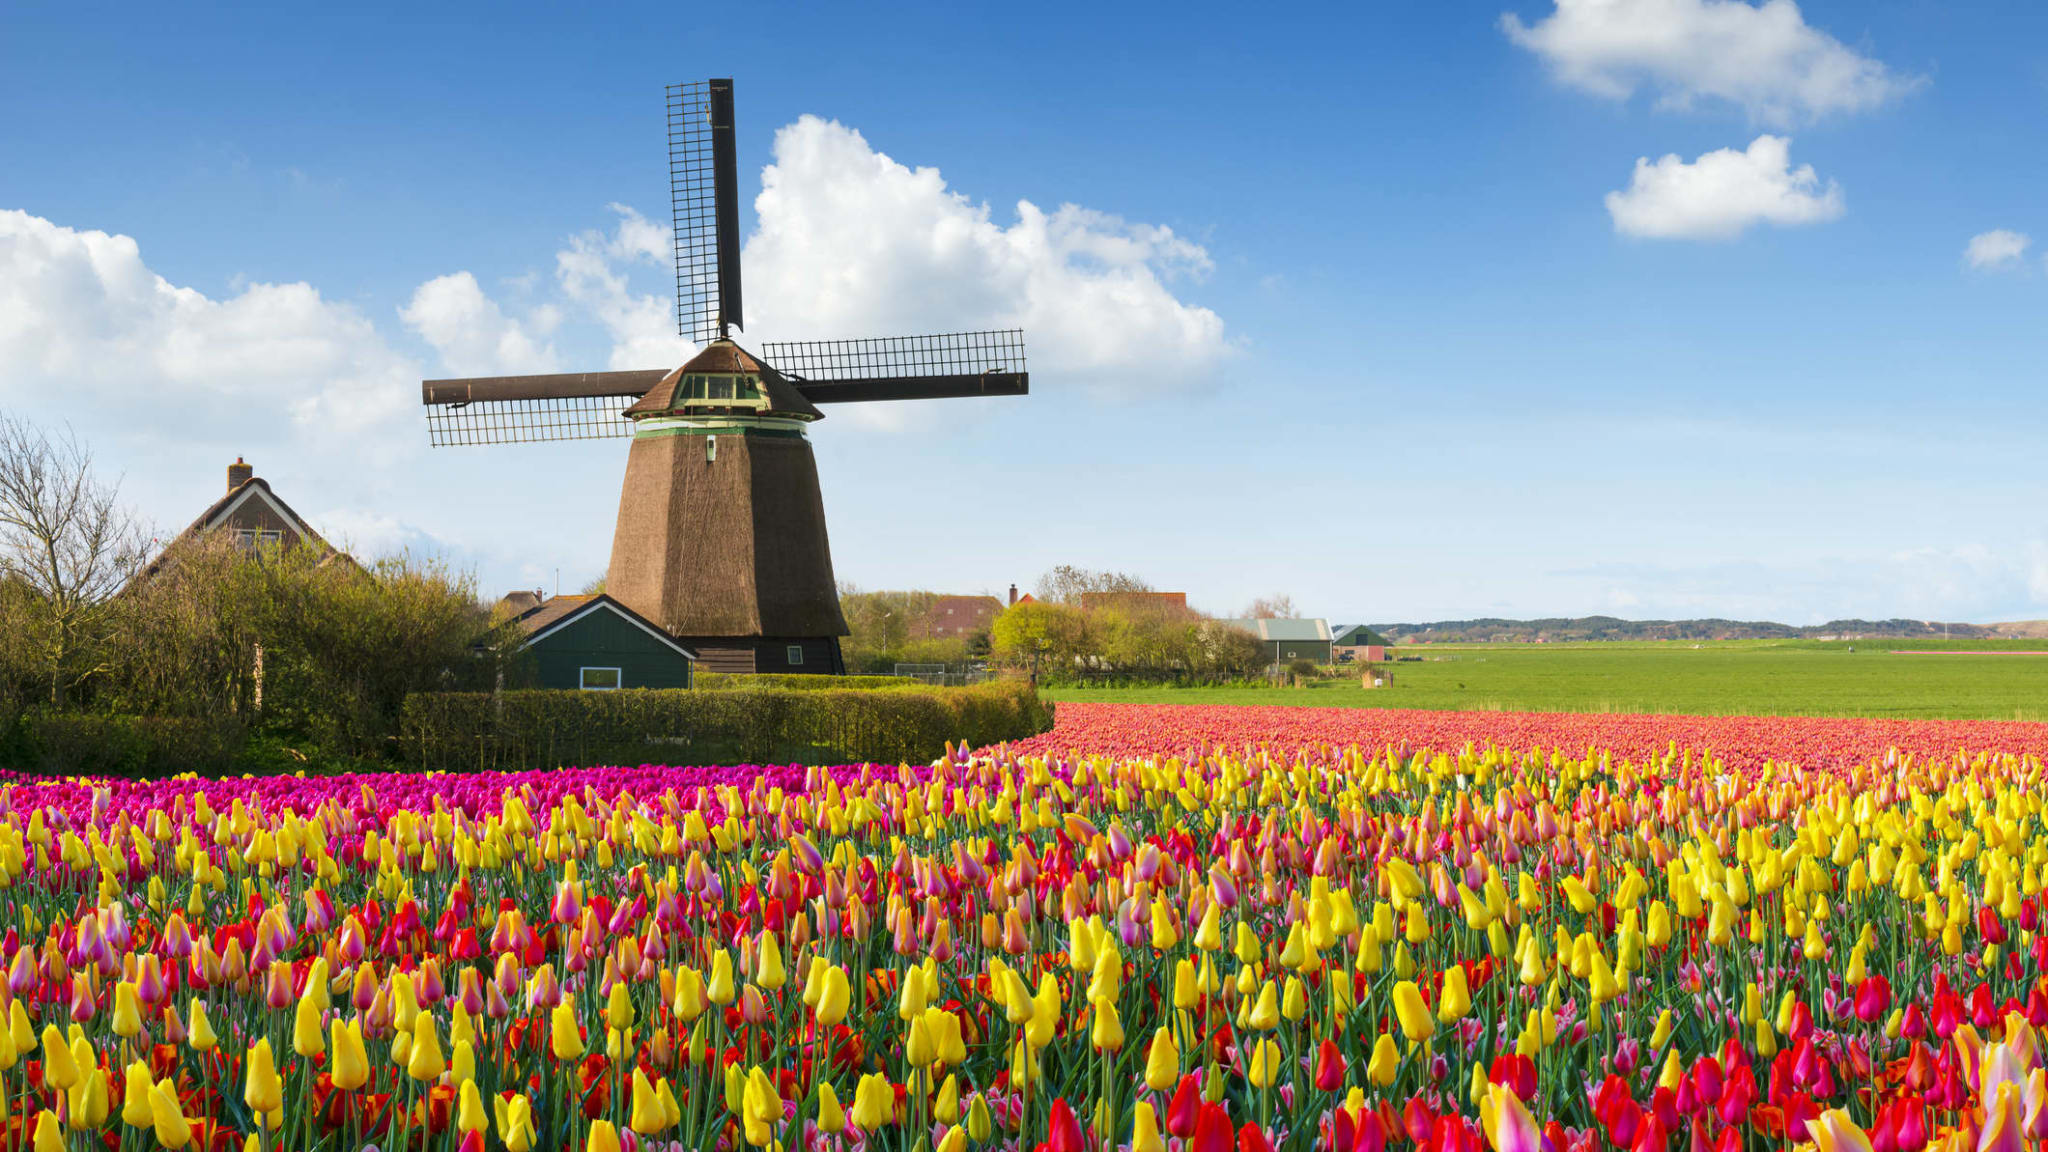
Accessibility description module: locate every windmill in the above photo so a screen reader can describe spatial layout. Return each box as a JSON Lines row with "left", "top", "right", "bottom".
{"left": 421, "top": 80, "right": 1028, "bottom": 674}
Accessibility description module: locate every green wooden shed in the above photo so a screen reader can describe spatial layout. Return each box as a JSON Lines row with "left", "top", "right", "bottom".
{"left": 511, "top": 594, "right": 696, "bottom": 690}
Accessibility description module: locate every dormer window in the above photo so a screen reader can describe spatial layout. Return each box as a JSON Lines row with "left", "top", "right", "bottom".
{"left": 676, "top": 373, "right": 766, "bottom": 411}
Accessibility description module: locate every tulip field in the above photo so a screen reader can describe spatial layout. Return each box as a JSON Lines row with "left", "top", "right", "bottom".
{"left": 1, "top": 700, "right": 2046, "bottom": 1152}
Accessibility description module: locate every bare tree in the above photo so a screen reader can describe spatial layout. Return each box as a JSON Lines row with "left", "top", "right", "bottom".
{"left": 1244, "top": 593, "right": 1298, "bottom": 620}
{"left": 1034, "top": 565, "right": 1154, "bottom": 605}
{"left": 0, "top": 414, "right": 149, "bottom": 704}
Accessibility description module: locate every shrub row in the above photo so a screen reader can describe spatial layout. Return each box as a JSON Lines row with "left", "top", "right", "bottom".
{"left": 693, "top": 672, "right": 922, "bottom": 691}
{"left": 0, "top": 710, "right": 248, "bottom": 778}
{"left": 397, "top": 680, "right": 1052, "bottom": 772}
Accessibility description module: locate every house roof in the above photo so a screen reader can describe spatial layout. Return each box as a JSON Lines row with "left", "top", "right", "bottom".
{"left": 1331, "top": 624, "right": 1383, "bottom": 645}
{"left": 512, "top": 593, "right": 697, "bottom": 660}
{"left": 1218, "top": 618, "right": 1333, "bottom": 643}
{"left": 929, "top": 595, "right": 1003, "bottom": 615}
{"left": 623, "top": 339, "right": 823, "bottom": 422}
{"left": 137, "top": 474, "right": 352, "bottom": 581}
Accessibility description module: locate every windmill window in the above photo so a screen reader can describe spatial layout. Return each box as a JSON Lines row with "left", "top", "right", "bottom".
{"left": 579, "top": 667, "right": 622, "bottom": 691}
{"left": 707, "top": 378, "right": 735, "bottom": 400}
{"left": 787, "top": 645, "right": 804, "bottom": 666}
{"left": 738, "top": 376, "right": 760, "bottom": 399}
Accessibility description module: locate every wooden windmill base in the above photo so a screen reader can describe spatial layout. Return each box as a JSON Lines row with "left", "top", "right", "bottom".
{"left": 607, "top": 429, "right": 849, "bottom": 675}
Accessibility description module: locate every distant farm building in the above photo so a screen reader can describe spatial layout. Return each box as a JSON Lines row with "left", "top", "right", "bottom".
{"left": 502, "top": 593, "right": 696, "bottom": 690}
{"left": 1331, "top": 624, "right": 1390, "bottom": 663}
{"left": 1220, "top": 618, "right": 1334, "bottom": 664}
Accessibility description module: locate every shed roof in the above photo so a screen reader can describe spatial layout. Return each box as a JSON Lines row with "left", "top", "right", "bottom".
{"left": 512, "top": 593, "right": 698, "bottom": 660}
{"left": 1218, "top": 618, "right": 1333, "bottom": 642}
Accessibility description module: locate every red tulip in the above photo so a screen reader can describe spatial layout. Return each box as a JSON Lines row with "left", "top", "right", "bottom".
{"left": 1491, "top": 1054, "right": 1538, "bottom": 1102}
{"left": 1978, "top": 906, "right": 2007, "bottom": 945}
{"left": 1854, "top": 976, "right": 1891, "bottom": 1024}
{"left": 1047, "top": 1099, "right": 1085, "bottom": 1152}
{"left": 1193, "top": 1104, "right": 1236, "bottom": 1152}
{"left": 1167, "top": 1075, "right": 1203, "bottom": 1138}
{"left": 1332, "top": 1110, "right": 1357, "bottom": 1152}
{"left": 1405, "top": 1098, "right": 1437, "bottom": 1145}
{"left": 1316, "top": 1039, "right": 1346, "bottom": 1093}
{"left": 1241, "top": 1121, "right": 1275, "bottom": 1152}
{"left": 1893, "top": 1096, "right": 1928, "bottom": 1152}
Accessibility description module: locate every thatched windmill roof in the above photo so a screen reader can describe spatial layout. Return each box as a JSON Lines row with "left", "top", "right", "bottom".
{"left": 624, "top": 340, "right": 822, "bottom": 421}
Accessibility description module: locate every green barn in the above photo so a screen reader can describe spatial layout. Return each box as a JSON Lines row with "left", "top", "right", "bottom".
{"left": 510, "top": 593, "right": 696, "bottom": 690}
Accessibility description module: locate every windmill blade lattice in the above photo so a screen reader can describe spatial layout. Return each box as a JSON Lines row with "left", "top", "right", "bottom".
{"left": 669, "top": 79, "right": 742, "bottom": 346}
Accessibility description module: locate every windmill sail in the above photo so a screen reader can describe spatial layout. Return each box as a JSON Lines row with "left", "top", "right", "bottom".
{"left": 669, "top": 79, "right": 743, "bottom": 345}
{"left": 765, "top": 329, "right": 1029, "bottom": 404}
{"left": 420, "top": 371, "right": 663, "bottom": 446}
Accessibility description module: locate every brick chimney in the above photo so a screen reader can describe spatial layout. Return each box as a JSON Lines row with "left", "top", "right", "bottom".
{"left": 1009, "top": 583, "right": 1018, "bottom": 606}
{"left": 227, "top": 457, "right": 253, "bottom": 493}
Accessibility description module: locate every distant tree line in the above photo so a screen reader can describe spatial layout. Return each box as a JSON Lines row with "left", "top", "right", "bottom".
{"left": 838, "top": 566, "right": 1280, "bottom": 686}
{"left": 0, "top": 413, "right": 506, "bottom": 775}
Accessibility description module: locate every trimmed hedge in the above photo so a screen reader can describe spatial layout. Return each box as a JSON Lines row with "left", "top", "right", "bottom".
{"left": 2, "top": 711, "right": 246, "bottom": 778}
{"left": 398, "top": 680, "right": 1051, "bottom": 771}
{"left": 693, "top": 673, "right": 922, "bottom": 691}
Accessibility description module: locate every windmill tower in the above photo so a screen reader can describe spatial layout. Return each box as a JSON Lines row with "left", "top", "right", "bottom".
{"left": 420, "top": 80, "right": 1028, "bottom": 673}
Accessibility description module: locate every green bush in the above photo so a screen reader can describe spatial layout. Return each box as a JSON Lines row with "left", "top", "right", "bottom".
{"left": 399, "top": 680, "right": 1051, "bottom": 771}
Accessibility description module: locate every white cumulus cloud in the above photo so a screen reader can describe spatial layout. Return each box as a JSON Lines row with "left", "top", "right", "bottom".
{"left": 1605, "top": 134, "right": 1843, "bottom": 239}
{"left": 401, "top": 271, "right": 561, "bottom": 376}
{"left": 1963, "top": 229, "right": 2031, "bottom": 271}
{"left": 1502, "top": 0, "right": 1916, "bottom": 125}
{"left": 743, "top": 116, "right": 1228, "bottom": 391}
{"left": 0, "top": 208, "right": 416, "bottom": 436}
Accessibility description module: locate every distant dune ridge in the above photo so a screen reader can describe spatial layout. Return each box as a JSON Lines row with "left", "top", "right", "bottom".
{"left": 1372, "top": 616, "right": 2048, "bottom": 643}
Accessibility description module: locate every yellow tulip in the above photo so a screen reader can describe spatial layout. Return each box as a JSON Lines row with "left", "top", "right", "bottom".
{"left": 457, "top": 1079, "right": 489, "bottom": 1134}
{"left": 123, "top": 1060, "right": 157, "bottom": 1126}
{"left": 32, "top": 1112, "right": 62, "bottom": 1152}
{"left": 551, "top": 997, "right": 586, "bottom": 1060}
{"left": 630, "top": 1069, "right": 668, "bottom": 1134}
{"left": 1246, "top": 1038, "right": 1284, "bottom": 1087}
{"left": 68, "top": 1066, "right": 110, "bottom": 1130}
{"left": 1133, "top": 1100, "right": 1165, "bottom": 1152}
{"left": 1144, "top": 1027, "right": 1180, "bottom": 1090}
{"left": 586, "top": 1119, "right": 622, "bottom": 1152}
{"left": 1368, "top": 1033, "right": 1400, "bottom": 1087}
{"left": 851, "top": 1071, "right": 895, "bottom": 1128}
{"left": 1392, "top": 980, "right": 1436, "bottom": 1042}
{"left": 817, "top": 1082, "right": 847, "bottom": 1134}
{"left": 1439, "top": 965, "right": 1472, "bottom": 1022}
{"left": 1248, "top": 981, "right": 1281, "bottom": 1030}
{"left": 815, "top": 965, "right": 850, "bottom": 1027}
{"left": 293, "top": 992, "right": 325, "bottom": 1058}
{"left": 150, "top": 1079, "right": 194, "bottom": 1148}
{"left": 1091, "top": 997, "right": 1125, "bottom": 1052}
{"left": 244, "top": 1038, "right": 283, "bottom": 1114}
{"left": 407, "top": 1011, "right": 445, "bottom": 1081}
{"left": 40, "top": 1026, "right": 77, "bottom": 1090}
{"left": 330, "top": 1018, "right": 369, "bottom": 1091}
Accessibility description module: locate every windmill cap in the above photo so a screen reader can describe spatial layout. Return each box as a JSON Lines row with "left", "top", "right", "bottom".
{"left": 625, "top": 338, "right": 822, "bottom": 421}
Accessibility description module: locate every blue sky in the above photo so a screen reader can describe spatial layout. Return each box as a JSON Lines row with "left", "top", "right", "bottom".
{"left": 4, "top": 0, "right": 2045, "bottom": 625}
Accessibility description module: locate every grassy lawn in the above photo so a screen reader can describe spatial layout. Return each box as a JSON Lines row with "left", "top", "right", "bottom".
{"left": 1042, "top": 639, "right": 2048, "bottom": 720}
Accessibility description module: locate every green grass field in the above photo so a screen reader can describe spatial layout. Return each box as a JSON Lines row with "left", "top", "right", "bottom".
{"left": 1043, "top": 639, "right": 2048, "bottom": 720}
